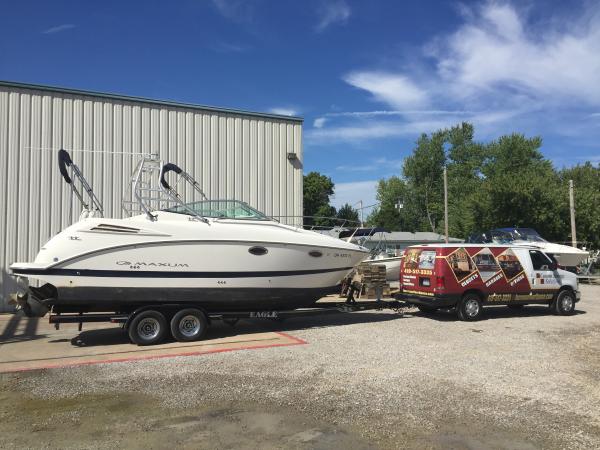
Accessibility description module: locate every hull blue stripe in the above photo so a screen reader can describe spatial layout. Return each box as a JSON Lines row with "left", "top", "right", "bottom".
{"left": 12, "top": 267, "right": 354, "bottom": 278}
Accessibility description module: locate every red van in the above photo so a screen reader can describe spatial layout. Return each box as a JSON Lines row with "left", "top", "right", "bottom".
{"left": 399, "top": 244, "right": 580, "bottom": 320}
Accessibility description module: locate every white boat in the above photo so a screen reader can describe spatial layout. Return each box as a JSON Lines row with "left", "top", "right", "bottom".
{"left": 338, "top": 227, "right": 403, "bottom": 282}
{"left": 468, "top": 228, "right": 589, "bottom": 268}
{"left": 11, "top": 151, "right": 368, "bottom": 317}
{"left": 363, "top": 254, "right": 402, "bottom": 281}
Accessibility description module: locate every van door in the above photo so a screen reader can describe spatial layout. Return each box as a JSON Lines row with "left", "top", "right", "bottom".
{"left": 528, "top": 250, "right": 561, "bottom": 297}
{"left": 401, "top": 247, "right": 437, "bottom": 295}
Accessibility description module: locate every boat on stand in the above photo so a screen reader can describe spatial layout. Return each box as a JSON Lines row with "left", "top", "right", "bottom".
{"left": 467, "top": 228, "right": 589, "bottom": 269}
{"left": 11, "top": 150, "right": 369, "bottom": 319}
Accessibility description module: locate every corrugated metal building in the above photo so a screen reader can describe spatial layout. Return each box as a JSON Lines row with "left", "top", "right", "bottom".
{"left": 0, "top": 81, "right": 303, "bottom": 311}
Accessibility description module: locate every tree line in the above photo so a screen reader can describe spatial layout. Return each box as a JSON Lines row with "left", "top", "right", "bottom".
{"left": 304, "top": 122, "right": 600, "bottom": 248}
{"left": 303, "top": 171, "right": 359, "bottom": 226}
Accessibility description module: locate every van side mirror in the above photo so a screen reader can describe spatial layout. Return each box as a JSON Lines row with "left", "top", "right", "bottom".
{"left": 549, "top": 261, "right": 558, "bottom": 271}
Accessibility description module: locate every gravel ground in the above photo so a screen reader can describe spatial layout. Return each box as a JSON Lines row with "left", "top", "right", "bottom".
{"left": 1, "top": 284, "right": 599, "bottom": 449}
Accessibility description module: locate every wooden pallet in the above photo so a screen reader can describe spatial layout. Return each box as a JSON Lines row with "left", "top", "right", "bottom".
{"left": 339, "top": 263, "right": 391, "bottom": 299}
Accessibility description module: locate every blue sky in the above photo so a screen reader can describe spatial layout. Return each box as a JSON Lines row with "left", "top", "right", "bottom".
{"left": 1, "top": 0, "right": 599, "bottom": 214}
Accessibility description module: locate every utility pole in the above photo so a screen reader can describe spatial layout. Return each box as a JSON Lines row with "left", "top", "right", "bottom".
{"left": 358, "top": 200, "right": 363, "bottom": 227}
{"left": 569, "top": 179, "right": 577, "bottom": 247}
{"left": 443, "top": 166, "right": 448, "bottom": 243}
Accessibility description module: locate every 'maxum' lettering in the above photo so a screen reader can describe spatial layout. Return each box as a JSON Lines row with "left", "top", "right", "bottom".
{"left": 116, "top": 261, "right": 189, "bottom": 268}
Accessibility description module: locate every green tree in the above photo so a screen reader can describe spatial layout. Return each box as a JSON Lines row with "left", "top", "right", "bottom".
{"left": 445, "top": 122, "right": 486, "bottom": 238}
{"left": 314, "top": 204, "right": 338, "bottom": 227}
{"left": 558, "top": 163, "right": 600, "bottom": 248}
{"left": 303, "top": 172, "right": 335, "bottom": 226}
{"left": 336, "top": 203, "right": 360, "bottom": 225}
{"left": 367, "top": 177, "right": 415, "bottom": 230}
{"left": 473, "top": 133, "right": 564, "bottom": 241}
{"left": 402, "top": 130, "right": 446, "bottom": 232}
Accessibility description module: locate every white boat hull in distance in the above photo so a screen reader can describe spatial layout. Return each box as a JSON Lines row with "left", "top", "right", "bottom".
{"left": 11, "top": 213, "right": 369, "bottom": 315}
{"left": 512, "top": 241, "right": 589, "bottom": 267}
{"left": 363, "top": 256, "right": 402, "bottom": 281}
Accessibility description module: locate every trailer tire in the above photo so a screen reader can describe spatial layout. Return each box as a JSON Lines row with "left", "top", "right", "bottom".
{"left": 128, "top": 310, "right": 167, "bottom": 346}
{"left": 552, "top": 290, "right": 576, "bottom": 316}
{"left": 170, "top": 309, "right": 208, "bottom": 342}
{"left": 457, "top": 293, "right": 483, "bottom": 321}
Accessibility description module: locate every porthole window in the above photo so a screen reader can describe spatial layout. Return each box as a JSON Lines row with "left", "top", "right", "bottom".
{"left": 249, "top": 246, "right": 268, "bottom": 256}
{"left": 309, "top": 250, "right": 323, "bottom": 258}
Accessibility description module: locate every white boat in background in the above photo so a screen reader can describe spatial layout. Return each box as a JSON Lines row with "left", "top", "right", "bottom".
{"left": 10, "top": 150, "right": 369, "bottom": 317}
{"left": 338, "top": 228, "right": 403, "bottom": 282}
{"left": 468, "top": 228, "right": 589, "bottom": 268}
{"left": 363, "top": 254, "right": 402, "bottom": 281}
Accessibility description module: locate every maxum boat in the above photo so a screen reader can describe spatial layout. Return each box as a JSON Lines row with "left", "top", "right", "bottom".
{"left": 11, "top": 150, "right": 368, "bottom": 317}
{"left": 467, "top": 227, "right": 589, "bottom": 268}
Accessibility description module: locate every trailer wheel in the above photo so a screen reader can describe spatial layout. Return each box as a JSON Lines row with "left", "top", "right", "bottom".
{"left": 170, "top": 309, "right": 208, "bottom": 342}
{"left": 128, "top": 310, "right": 167, "bottom": 345}
{"left": 552, "top": 290, "right": 576, "bottom": 316}
{"left": 457, "top": 294, "right": 483, "bottom": 321}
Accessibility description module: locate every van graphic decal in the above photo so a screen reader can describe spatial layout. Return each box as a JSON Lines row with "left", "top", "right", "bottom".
{"left": 472, "top": 248, "right": 502, "bottom": 282}
{"left": 485, "top": 272, "right": 503, "bottom": 287}
{"left": 496, "top": 249, "right": 525, "bottom": 283}
{"left": 418, "top": 251, "right": 436, "bottom": 270}
{"left": 445, "top": 247, "right": 477, "bottom": 283}
{"left": 404, "top": 248, "right": 434, "bottom": 276}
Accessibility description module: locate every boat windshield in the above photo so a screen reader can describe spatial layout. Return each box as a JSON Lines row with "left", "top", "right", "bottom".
{"left": 510, "top": 228, "right": 547, "bottom": 242}
{"left": 489, "top": 230, "right": 514, "bottom": 244}
{"left": 163, "top": 200, "right": 269, "bottom": 220}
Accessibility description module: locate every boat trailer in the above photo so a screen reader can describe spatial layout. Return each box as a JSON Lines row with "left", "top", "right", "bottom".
{"left": 47, "top": 299, "right": 407, "bottom": 345}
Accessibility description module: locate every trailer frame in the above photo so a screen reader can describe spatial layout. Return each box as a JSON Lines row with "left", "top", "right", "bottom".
{"left": 48, "top": 299, "right": 407, "bottom": 344}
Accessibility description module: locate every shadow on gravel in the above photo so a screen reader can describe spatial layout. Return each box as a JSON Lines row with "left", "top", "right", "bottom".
{"left": 411, "top": 305, "right": 587, "bottom": 322}
{"left": 70, "top": 328, "right": 131, "bottom": 347}
{"left": 258, "top": 311, "right": 403, "bottom": 334}
{"left": 68, "top": 311, "right": 402, "bottom": 347}
{"left": 0, "top": 313, "right": 47, "bottom": 344}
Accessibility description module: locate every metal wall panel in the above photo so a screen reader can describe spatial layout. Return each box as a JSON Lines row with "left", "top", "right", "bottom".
{"left": 0, "top": 84, "right": 303, "bottom": 310}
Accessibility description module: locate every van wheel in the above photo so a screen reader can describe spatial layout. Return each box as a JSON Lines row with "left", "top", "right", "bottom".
{"left": 552, "top": 290, "right": 576, "bottom": 316}
{"left": 457, "top": 294, "right": 483, "bottom": 321}
{"left": 128, "top": 310, "right": 167, "bottom": 345}
{"left": 417, "top": 305, "right": 438, "bottom": 313}
{"left": 170, "top": 309, "right": 208, "bottom": 342}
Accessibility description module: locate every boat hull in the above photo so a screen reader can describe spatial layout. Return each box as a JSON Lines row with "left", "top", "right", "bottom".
{"left": 22, "top": 285, "right": 339, "bottom": 315}
{"left": 11, "top": 215, "right": 369, "bottom": 315}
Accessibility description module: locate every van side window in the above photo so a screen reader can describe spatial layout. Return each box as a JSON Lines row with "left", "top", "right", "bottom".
{"left": 529, "top": 250, "right": 551, "bottom": 270}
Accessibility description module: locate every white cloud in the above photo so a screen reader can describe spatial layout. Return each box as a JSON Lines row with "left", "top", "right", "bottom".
{"left": 310, "top": 2, "right": 600, "bottom": 146}
{"left": 432, "top": 1, "right": 600, "bottom": 106}
{"left": 268, "top": 107, "right": 299, "bottom": 116}
{"left": 313, "top": 117, "right": 327, "bottom": 128}
{"left": 211, "top": 0, "right": 254, "bottom": 23}
{"left": 331, "top": 180, "right": 378, "bottom": 211}
{"left": 324, "top": 110, "right": 472, "bottom": 118}
{"left": 43, "top": 24, "right": 75, "bottom": 34}
{"left": 336, "top": 157, "right": 403, "bottom": 172}
{"left": 344, "top": 72, "right": 428, "bottom": 109}
{"left": 315, "top": 0, "right": 351, "bottom": 32}
{"left": 307, "top": 120, "right": 449, "bottom": 143}
{"left": 210, "top": 41, "right": 248, "bottom": 53}
{"left": 307, "top": 109, "right": 520, "bottom": 144}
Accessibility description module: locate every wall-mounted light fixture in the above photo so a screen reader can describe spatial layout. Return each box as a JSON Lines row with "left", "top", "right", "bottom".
{"left": 287, "top": 152, "right": 298, "bottom": 161}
